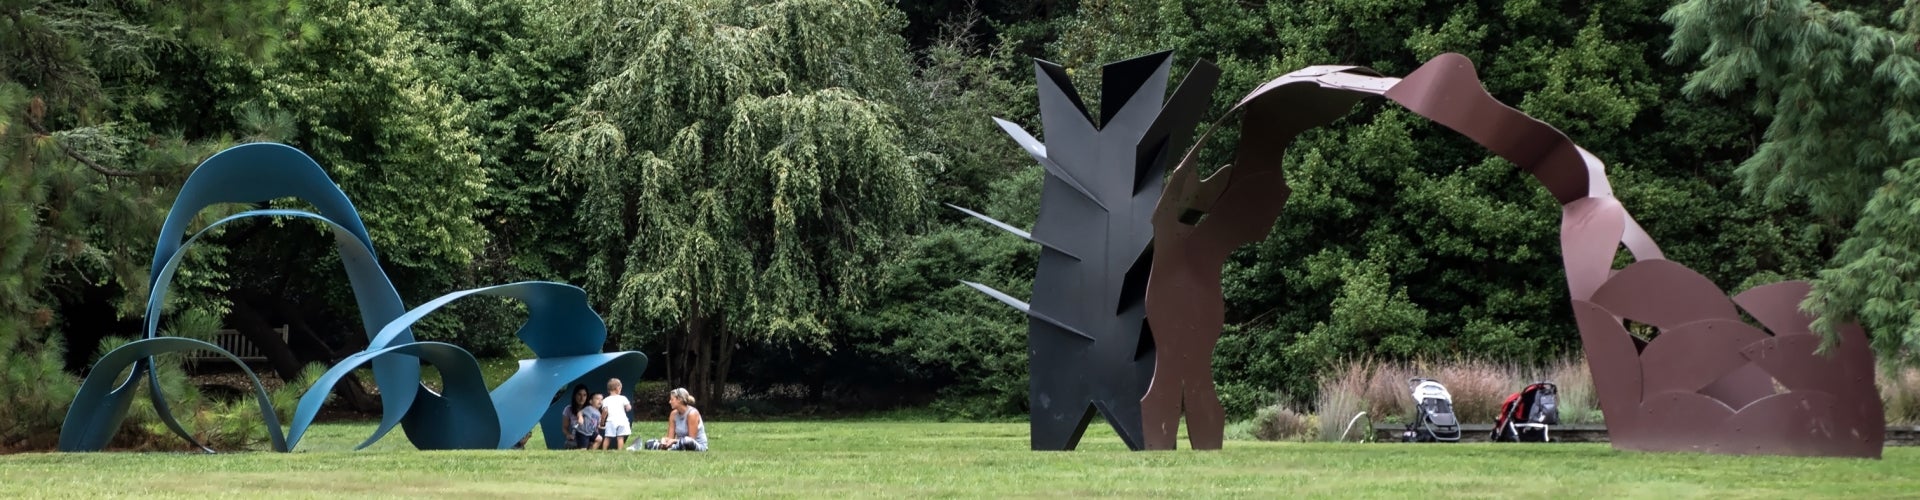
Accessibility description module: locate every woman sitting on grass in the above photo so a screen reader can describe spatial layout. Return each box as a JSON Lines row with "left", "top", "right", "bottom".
{"left": 561, "top": 384, "right": 592, "bottom": 449}
{"left": 638, "top": 387, "right": 708, "bottom": 451}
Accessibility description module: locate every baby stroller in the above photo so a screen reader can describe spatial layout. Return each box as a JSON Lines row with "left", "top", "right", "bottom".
{"left": 1401, "top": 378, "right": 1461, "bottom": 442}
{"left": 1491, "top": 382, "right": 1559, "bottom": 442}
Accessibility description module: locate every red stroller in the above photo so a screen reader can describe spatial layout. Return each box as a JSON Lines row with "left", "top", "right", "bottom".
{"left": 1491, "top": 382, "right": 1558, "bottom": 442}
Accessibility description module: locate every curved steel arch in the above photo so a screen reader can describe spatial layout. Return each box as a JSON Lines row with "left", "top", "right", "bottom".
{"left": 59, "top": 142, "right": 646, "bottom": 453}
{"left": 288, "top": 340, "right": 501, "bottom": 450}
{"left": 147, "top": 144, "right": 420, "bottom": 423}
{"left": 134, "top": 143, "right": 421, "bottom": 452}
{"left": 1143, "top": 53, "right": 1881, "bottom": 457}
{"left": 288, "top": 281, "right": 644, "bottom": 451}
{"left": 62, "top": 208, "right": 398, "bottom": 453}
{"left": 58, "top": 337, "right": 287, "bottom": 452}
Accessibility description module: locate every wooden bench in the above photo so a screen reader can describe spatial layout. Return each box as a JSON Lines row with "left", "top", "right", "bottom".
{"left": 189, "top": 325, "right": 288, "bottom": 363}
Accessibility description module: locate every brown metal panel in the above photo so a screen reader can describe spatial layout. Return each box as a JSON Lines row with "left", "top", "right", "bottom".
{"left": 1558, "top": 198, "right": 1628, "bottom": 302}
{"left": 1735, "top": 282, "right": 1877, "bottom": 395}
{"left": 1385, "top": 53, "right": 1590, "bottom": 205}
{"left": 1588, "top": 260, "right": 1742, "bottom": 329}
{"left": 1732, "top": 281, "right": 1818, "bottom": 337}
{"left": 1570, "top": 300, "right": 1645, "bottom": 433}
{"left": 1830, "top": 322, "right": 1882, "bottom": 403}
{"left": 1719, "top": 392, "right": 1878, "bottom": 458}
{"left": 1639, "top": 319, "right": 1770, "bottom": 396}
{"left": 1743, "top": 334, "right": 1853, "bottom": 394}
{"left": 1698, "top": 363, "right": 1777, "bottom": 411}
{"left": 1630, "top": 391, "right": 1735, "bottom": 453}
{"left": 1142, "top": 74, "right": 1377, "bottom": 451}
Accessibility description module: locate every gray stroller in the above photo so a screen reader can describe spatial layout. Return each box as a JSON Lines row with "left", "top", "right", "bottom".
{"left": 1401, "top": 378, "right": 1461, "bottom": 442}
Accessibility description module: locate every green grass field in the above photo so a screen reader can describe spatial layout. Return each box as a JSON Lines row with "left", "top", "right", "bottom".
{"left": 4, "top": 421, "right": 1916, "bottom": 498}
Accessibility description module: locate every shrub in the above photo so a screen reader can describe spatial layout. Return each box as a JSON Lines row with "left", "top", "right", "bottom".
{"left": 1543, "top": 358, "right": 1600, "bottom": 424}
{"left": 1315, "top": 361, "right": 1371, "bottom": 441}
{"left": 1325, "top": 357, "right": 1602, "bottom": 429}
{"left": 0, "top": 339, "right": 79, "bottom": 452}
{"left": 1250, "top": 403, "right": 1315, "bottom": 441}
{"left": 1216, "top": 381, "right": 1279, "bottom": 421}
{"left": 1881, "top": 365, "right": 1920, "bottom": 426}
{"left": 1431, "top": 359, "right": 1520, "bottom": 424}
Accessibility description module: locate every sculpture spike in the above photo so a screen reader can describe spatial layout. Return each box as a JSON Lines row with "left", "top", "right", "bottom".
{"left": 993, "top": 118, "right": 1109, "bottom": 211}
{"left": 947, "top": 204, "right": 1082, "bottom": 260}
{"left": 1100, "top": 51, "right": 1175, "bottom": 127}
{"left": 961, "top": 281, "right": 1097, "bottom": 341}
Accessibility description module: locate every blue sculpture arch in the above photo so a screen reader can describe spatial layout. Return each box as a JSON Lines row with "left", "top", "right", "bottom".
{"left": 58, "top": 337, "right": 288, "bottom": 452}
{"left": 136, "top": 143, "right": 419, "bottom": 452}
{"left": 58, "top": 142, "right": 646, "bottom": 452}
{"left": 67, "top": 204, "right": 404, "bottom": 453}
{"left": 289, "top": 281, "right": 643, "bottom": 451}
{"left": 290, "top": 340, "right": 501, "bottom": 450}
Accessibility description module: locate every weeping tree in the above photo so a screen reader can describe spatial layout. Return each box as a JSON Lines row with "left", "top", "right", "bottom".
{"left": 545, "top": 0, "right": 925, "bottom": 404}
{"left": 1666, "top": 0, "right": 1920, "bottom": 359}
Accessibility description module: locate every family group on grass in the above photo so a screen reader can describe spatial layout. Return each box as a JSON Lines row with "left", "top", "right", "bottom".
{"left": 561, "top": 378, "right": 709, "bottom": 451}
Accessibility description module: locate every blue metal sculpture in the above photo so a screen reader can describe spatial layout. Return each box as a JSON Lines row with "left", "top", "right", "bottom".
{"left": 58, "top": 142, "right": 645, "bottom": 452}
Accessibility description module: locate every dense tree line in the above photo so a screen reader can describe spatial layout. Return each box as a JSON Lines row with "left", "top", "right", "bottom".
{"left": 3, "top": 0, "right": 1916, "bottom": 448}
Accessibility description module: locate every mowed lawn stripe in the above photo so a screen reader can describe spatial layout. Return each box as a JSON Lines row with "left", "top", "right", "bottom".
{"left": 2, "top": 421, "right": 1915, "bottom": 498}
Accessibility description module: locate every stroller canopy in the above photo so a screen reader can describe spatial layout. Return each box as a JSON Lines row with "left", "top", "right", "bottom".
{"left": 1403, "top": 378, "right": 1461, "bottom": 442}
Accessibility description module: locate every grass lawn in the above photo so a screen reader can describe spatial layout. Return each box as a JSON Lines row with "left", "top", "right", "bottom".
{"left": 4, "top": 420, "right": 1916, "bottom": 498}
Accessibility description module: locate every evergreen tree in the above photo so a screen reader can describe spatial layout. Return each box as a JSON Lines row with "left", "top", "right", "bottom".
{"left": 1666, "top": 0, "right": 1920, "bottom": 359}
{"left": 0, "top": 0, "right": 297, "bottom": 450}
{"left": 843, "top": 9, "right": 1040, "bottom": 415}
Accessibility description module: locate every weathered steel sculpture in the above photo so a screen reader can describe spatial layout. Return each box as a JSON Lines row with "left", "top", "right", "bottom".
{"left": 953, "top": 52, "right": 1218, "bottom": 451}
{"left": 1138, "top": 65, "right": 1356, "bottom": 451}
{"left": 1157, "top": 52, "right": 1882, "bottom": 458}
{"left": 59, "top": 142, "right": 646, "bottom": 452}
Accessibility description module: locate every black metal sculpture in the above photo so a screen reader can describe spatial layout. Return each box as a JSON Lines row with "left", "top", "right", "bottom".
{"left": 953, "top": 52, "right": 1218, "bottom": 451}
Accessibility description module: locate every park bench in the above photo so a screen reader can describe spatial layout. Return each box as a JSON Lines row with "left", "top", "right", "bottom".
{"left": 188, "top": 325, "right": 289, "bottom": 363}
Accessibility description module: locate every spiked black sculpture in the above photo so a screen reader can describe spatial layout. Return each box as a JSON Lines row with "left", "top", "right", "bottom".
{"left": 952, "top": 52, "right": 1218, "bottom": 451}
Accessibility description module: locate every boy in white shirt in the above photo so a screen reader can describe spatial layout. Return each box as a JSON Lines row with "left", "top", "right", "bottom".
{"left": 600, "top": 378, "right": 634, "bottom": 449}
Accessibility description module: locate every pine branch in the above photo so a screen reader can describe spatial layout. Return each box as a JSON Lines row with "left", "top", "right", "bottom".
{"left": 20, "top": 102, "right": 151, "bottom": 178}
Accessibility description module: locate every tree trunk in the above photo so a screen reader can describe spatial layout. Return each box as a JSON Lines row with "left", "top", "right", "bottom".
{"left": 231, "top": 295, "right": 379, "bottom": 412}
{"left": 661, "top": 331, "right": 675, "bottom": 389}
{"left": 713, "top": 323, "right": 734, "bottom": 407}
{"left": 663, "top": 302, "right": 735, "bottom": 408}
{"left": 228, "top": 300, "right": 304, "bottom": 382}
{"left": 694, "top": 320, "right": 714, "bottom": 405}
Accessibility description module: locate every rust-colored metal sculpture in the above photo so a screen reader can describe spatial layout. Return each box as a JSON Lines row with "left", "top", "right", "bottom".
{"left": 1148, "top": 52, "right": 1882, "bottom": 457}
{"left": 1138, "top": 67, "right": 1374, "bottom": 450}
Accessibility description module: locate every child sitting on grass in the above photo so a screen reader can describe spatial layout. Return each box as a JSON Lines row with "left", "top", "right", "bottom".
{"left": 576, "top": 393, "right": 605, "bottom": 450}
